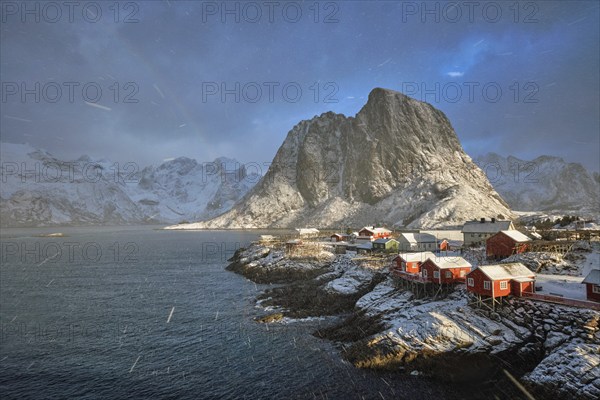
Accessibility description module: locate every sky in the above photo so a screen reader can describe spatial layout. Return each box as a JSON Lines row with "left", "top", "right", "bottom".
{"left": 1, "top": 0, "right": 599, "bottom": 172}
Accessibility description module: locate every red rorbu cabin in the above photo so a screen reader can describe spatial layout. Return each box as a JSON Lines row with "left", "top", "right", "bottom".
{"left": 486, "top": 230, "right": 531, "bottom": 260}
{"left": 466, "top": 263, "right": 535, "bottom": 299}
{"left": 357, "top": 226, "right": 392, "bottom": 241}
{"left": 582, "top": 270, "right": 600, "bottom": 303}
{"left": 420, "top": 256, "right": 472, "bottom": 284}
{"left": 392, "top": 252, "right": 436, "bottom": 274}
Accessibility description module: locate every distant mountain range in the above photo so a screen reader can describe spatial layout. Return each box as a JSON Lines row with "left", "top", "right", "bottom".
{"left": 2, "top": 91, "right": 598, "bottom": 228}
{"left": 474, "top": 153, "right": 599, "bottom": 215}
{"left": 0, "top": 143, "right": 257, "bottom": 227}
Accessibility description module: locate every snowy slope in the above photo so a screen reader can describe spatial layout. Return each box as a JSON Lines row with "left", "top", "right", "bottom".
{"left": 475, "top": 153, "right": 599, "bottom": 214}
{"left": 168, "top": 88, "right": 513, "bottom": 230}
{"left": 0, "top": 143, "right": 257, "bottom": 227}
{"left": 129, "top": 156, "right": 259, "bottom": 222}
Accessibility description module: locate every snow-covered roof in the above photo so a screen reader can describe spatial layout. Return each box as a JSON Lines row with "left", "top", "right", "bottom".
{"left": 498, "top": 230, "right": 531, "bottom": 243}
{"left": 582, "top": 269, "right": 600, "bottom": 285}
{"left": 396, "top": 252, "right": 436, "bottom": 263}
{"left": 373, "top": 238, "right": 399, "bottom": 244}
{"left": 530, "top": 232, "right": 542, "bottom": 239}
{"left": 512, "top": 277, "right": 535, "bottom": 283}
{"left": 360, "top": 226, "right": 391, "bottom": 234}
{"left": 427, "top": 256, "right": 471, "bottom": 269}
{"left": 476, "top": 263, "right": 534, "bottom": 280}
{"left": 296, "top": 228, "right": 320, "bottom": 234}
{"left": 398, "top": 232, "right": 437, "bottom": 243}
{"left": 462, "top": 220, "right": 513, "bottom": 233}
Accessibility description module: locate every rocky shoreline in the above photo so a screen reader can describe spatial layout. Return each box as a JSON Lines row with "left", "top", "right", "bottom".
{"left": 227, "top": 243, "right": 600, "bottom": 399}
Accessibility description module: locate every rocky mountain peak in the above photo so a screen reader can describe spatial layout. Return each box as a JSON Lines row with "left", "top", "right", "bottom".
{"left": 175, "top": 89, "right": 512, "bottom": 229}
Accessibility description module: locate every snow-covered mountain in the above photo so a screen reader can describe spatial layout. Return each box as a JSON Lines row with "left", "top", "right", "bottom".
{"left": 475, "top": 153, "right": 599, "bottom": 214}
{"left": 0, "top": 143, "right": 258, "bottom": 227}
{"left": 129, "top": 156, "right": 258, "bottom": 222}
{"left": 169, "top": 88, "right": 513, "bottom": 229}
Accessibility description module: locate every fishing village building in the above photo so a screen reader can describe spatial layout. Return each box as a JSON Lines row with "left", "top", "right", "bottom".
{"left": 466, "top": 263, "right": 535, "bottom": 309}
{"left": 486, "top": 230, "right": 531, "bottom": 259}
{"left": 462, "top": 218, "right": 514, "bottom": 246}
{"left": 396, "top": 232, "right": 448, "bottom": 252}
{"left": 392, "top": 251, "right": 436, "bottom": 274}
{"left": 582, "top": 269, "right": 600, "bottom": 303}
{"left": 357, "top": 227, "right": 392, "bottom": 241}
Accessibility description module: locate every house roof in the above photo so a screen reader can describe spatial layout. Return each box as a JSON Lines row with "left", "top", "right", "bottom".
{"left": 529, "top": 232, "right": 542, "bottom": 239}
{"left": 296, "top": 228, "right": 320, "bottom": 234}
{"left": 582, "top": 269, "right": 600, "bottom": 285}
{"left": 360, "top": 226, "right": 392, "bottom": 234}
{"left": 462, "top": 220, "right": 513, "bottom": 233}
{"left": 356, "top": 242, "right": 373, "bottom": 250}
{"left": 475, "top": 263, "right": 534, "bottom": 280}
{"left": 427, "top": 256, "right": 471, "bottom": 269}
{"left": 398, "top": 232, "right": 437, "bottom": 244}
{"left": 497, "top": 230, "right": 531, "bottom": 242}
{"left": 373, "top": 238, "right": 399, "bottom": 244}
{"left": 512, "top": 277, "right": 535, "bottom": 283}
{"left": 395, "top": 252, "right": 436, "bottom": 263}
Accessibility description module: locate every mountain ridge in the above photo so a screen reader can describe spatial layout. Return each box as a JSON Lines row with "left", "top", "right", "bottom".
{"left": 0, "top": 142, "right": 257, "bottom": 227}
{"left": 169, "top": 88, "right": 513, "bottom": 229}
{"left": 475, "top": 152, "right": 599, "bottom": 214}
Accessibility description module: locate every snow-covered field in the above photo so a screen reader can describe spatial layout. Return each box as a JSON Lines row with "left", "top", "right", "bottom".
{"left": 535, "top": 274, "right": 588, "bottom": 300}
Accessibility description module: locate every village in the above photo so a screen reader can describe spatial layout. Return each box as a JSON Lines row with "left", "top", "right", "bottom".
{"left": 226, "top": 217, "right": 600, "bottom": 398}
{"left": 270, "top": 218, "right": 600, "bottom": 312}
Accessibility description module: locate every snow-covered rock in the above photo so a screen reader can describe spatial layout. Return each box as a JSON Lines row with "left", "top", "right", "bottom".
{"left": 324, "top": 265, "right": 375, "bottom": 295}
{"left": 522, "top": 341, "right": 600, "bottom": 400}
{"left": 168, "top": 88, "right": 513, "bottom": 230}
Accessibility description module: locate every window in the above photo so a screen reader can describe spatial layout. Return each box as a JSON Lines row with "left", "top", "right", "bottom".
{"left": 445, "top": 271, "right": 452, "bottom": 278}
{"left": 459, "top": 270, "right": 466, "bottom": 277}
{"left": 467, "top": 278, "right": 474, "bottom": 287}
{"left": 593, "top": 285, "right": 600, "bottom": 294}
{"left": 422, "top": 269, "right": 428, "bottom": 278}
{"left": 483, "top": 281, "right": 491, "bottom": 290}
{"left": 433, "top": 271, "right": 440, "bottom": 278}
{"left": 500, "top": 281, "right": 508, "bottom": 290}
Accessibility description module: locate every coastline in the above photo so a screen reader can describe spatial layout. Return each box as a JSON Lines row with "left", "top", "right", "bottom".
{"left": 227, "top": 241, "right": 600, "bottom": 399}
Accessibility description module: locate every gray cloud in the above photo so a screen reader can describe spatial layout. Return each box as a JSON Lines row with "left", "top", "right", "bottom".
{"left": 1, "top": 1, "right": 598, "bottom": 172}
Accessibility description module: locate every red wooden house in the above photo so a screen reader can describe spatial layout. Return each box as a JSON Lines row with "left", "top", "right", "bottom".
{"left": 392, "top": 252, "right": 436, "bottom": 274}
{"left": 582, "top": 270, "right": 600, "bottom": 303}
{"left": 466, "top": 263, "right": 535, "bottom": 299}
{"left": 486, "top": 230, "right": 531, "bottom": 259}
{"left": 420, "top": 256, "right": 472, "bottom": 284}
{"left": 331, "top": 233, "right": 343, "bottom": 242}
{"left": 357, "top": 226, "right": 392, "bottom": 241}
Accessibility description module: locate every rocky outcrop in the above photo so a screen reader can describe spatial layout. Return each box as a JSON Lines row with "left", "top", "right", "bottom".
{"left": 226, "top": 244, "right": 386, "bottom": 318}
{"left": 227, "top": 242, "right": 599, "bottom": 399}
{"left": 170, "top": 88, "right": 512, "bottom": 229}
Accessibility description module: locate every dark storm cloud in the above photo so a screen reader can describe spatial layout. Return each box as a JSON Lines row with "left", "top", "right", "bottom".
{"left": 0, "top": 0, "right": 598, "bottom": 172}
